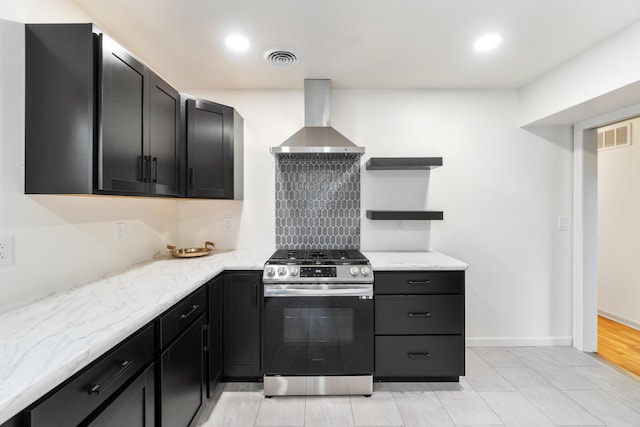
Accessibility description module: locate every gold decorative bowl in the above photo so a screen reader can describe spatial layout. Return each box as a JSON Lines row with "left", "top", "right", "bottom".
{"left": 166, "top": 241, "right": 215, "bottom": 258}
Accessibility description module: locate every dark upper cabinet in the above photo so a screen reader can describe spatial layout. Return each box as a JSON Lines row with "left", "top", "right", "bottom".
{"left": 98, "top": 33, "right": 147, "bottom": 194}
{"left": 223, "top": 272, "right": 261, "bottom": 379}
{"left": 25, "top": 24, "right": 181, "bottom": 197}
{"left": 184, "top": 98, "right": 243, "bottom": 199}
{"left": 149, "top": 74, "right": 181, "bottom": 196}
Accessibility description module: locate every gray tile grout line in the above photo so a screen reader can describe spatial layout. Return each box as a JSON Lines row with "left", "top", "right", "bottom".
{"left": 473, "top": 347, "right": 567, "bottom": 427}
{"left": 387, "top": 385, "right": 408, "bottom": 427}
{"left": 495, "top": 347, "right": 609, "bottom": 426}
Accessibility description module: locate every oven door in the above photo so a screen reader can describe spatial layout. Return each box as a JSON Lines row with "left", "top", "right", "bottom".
{"left": 263, "top": 284, "right": 374, "bottom": 376}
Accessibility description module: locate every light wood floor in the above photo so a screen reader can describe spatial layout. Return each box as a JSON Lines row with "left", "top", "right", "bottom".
{"left": 598, "top": 315, "right": 640, "bottom": 377}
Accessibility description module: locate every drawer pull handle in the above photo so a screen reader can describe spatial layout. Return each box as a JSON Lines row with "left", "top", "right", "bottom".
{"left": 88, "top": 359, "right": 134, "bottom": 395}
{"left": 408, "top": 312, "right": 431, "bottom": 317}
{"left": 181, "top": 304, "right": 200, "bottom": 320}
{"left": 407, "top": 280, "right": 431, "bottom": 285}
{"left": 407, "top": 352, "right": 431, "bottom": 359}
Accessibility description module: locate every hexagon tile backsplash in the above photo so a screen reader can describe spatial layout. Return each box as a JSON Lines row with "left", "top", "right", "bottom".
{"left": 275, "top": 158, "right": 361, "bottom": 249}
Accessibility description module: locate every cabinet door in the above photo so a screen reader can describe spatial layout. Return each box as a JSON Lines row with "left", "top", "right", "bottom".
{"left": 160, "top": 314, "right": 206, "bottom": 427}
{"left": 99, "top": 33, "right": 148, "bottom": 194}
{"left": 149, "top": 73, "right": 181, "bottom": 196}
{"left": 208, "top": 275, "right": 223, "bottom": 396}
{"left": 223, "top": 272, "right": 261, "bottom": 378}
{"left": 25, "top": 24, "right": 95, "bottom": 195}
{"left": 85, "top": 363, "right": 155, "bottom": 427}
{"left": 186, "top": 99, "right": 234, "bottom": 198}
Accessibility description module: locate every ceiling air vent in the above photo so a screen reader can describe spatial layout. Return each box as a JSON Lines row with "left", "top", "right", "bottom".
{"left": 264, "top": 48, "right": 299, "bottom": 67}
{"left": 598, "top": 121, "right": 632, "bottom": 151}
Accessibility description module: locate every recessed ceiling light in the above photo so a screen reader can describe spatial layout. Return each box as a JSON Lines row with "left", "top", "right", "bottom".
{"left": 225, "top": 34, "right": 250, "bottom": 52}
{"left": 474, "top": 34, "right": 502, "bottom": 52}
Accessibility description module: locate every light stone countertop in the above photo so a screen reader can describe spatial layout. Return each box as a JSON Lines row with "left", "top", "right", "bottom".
{"left": 0, "top": 249, "right": 270, "bottom": 425}
{"left": 0, "top": 249, "right": 466, "bottom": 424}
{"left": 364, "top": 251, "right": 468, "bottom": 271}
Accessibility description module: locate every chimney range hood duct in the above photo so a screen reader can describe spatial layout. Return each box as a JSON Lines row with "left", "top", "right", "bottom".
{"left": 270, "top": 79, "right": 364, "bottom": 158}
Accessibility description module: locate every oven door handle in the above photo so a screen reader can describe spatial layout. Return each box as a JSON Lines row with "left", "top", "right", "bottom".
{"left": 264, "top": 284, "right": 373, "bottom": 298}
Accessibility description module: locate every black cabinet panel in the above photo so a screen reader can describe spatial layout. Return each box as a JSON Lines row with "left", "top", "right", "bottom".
{"left": 185, "top": 98, "right": 242, "bottom": 199}
{"left": 223, "top": 272, "right": 261, "bottom": 379}
{"left": 375, "top": 295, "right": 464, "bottom": 335}
{"left": 0, "top": 414, "right": 22, "bottom": 427}
{"left": 85, "top": 363, "right": 155, "bottom": 427}
{"left": 25, "top": 24, "right": 182, "bottom": 197}
{"left": 208, "top": 275, "right": 223, "bottom": 397}
{"left": 25, "top": 24, "right": 95, "bottom": 194}
{"left": 159, "top": 314, "right": 206, "bottom": 427}
{"left": 158, "top": 286, "right": 207, "bottom": 348}
{"left": 149, "top": 74, "right": 180, "bottom": 196}
{"left": 374, "top": 270, "right": 465, "bottom": 381}
{"left": 99, "top": 33, "right": 147, "bottom": 193}
{"left": 374, "top": 271, "right": 464, "bottom": 295}
{"left": 375, "top": 335, "right": 464, "bottom": 378}
{"left": 26, "top": 324, "right": 154, "bottom": 427}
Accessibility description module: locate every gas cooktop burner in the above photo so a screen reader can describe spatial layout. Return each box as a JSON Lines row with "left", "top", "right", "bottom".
{"left": 267, "top": 249, "right": 368, "bottom": 265}
{"left": 264, "top": 249, "right": 372, "bottom": 283}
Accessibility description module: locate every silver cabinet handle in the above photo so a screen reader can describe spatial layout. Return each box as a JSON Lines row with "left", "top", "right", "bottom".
{"left": 88, "top": 359, "right": 134, "bottom": 395}
{"left": 408, "top": 312, "right": 431, "bottom": 317}
{"left": 407, "top": 280, "right": 431, "bottom": 285}
{"left": 407, "top": 352, "right": 430, "bottom": 359}
{"left": 180, "top": 304, "right": 200, "bottom": 320}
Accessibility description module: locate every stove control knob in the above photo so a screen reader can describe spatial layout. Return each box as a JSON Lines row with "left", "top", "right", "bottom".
{"left": 266, "top": 267, "right": 275, "bottom": 277}
{"left": 350, "top": 267, "right": 360, "bottom": 277}
{"left": 278, "top": 267, "right": 287, "bottom": 276}
{"left": 361, "top": 267, "right": 371, "bottom": 276}
{"left": 290, "top": 267, "right": 299, "bottom": 276}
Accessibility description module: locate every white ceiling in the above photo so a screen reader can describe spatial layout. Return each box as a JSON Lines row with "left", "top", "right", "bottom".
{"left": 73, "top": 0, "right": 640, "bottom": 90}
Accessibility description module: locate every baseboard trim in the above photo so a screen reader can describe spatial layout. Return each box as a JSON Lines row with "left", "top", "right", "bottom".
{"left": 598, "top": 310, "right": 640, "bottom": 332}
{"left": 466, "top": 336, "right": 573, "bottom": 347}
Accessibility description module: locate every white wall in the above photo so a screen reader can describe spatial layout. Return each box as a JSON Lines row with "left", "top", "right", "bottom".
{"left": 519, "top": 20, "right": 640, "bottom": 126}
{"left": 0, "top": 6, "right": 180, "bottom": 312}
{"left": 1, "top": 0, "right": 576, "bottom": 344}
{"left": 181, "top": 89, "right": 575, "bottom": 345}
{"left": 598, "top": 117, "right": 640, "bottom": 329}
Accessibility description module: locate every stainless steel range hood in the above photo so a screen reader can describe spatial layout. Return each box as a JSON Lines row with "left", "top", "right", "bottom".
{"left": 270, "top": 79, "right": 365, "bottom": 157}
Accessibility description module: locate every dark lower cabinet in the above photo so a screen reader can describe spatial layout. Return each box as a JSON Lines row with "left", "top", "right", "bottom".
{"left": 208, "top": 275, "right": 223, "bottom": 396}
{"left": 158, "top": 303, "right": 207, "bottom": 427}
{"left": 223, "top": 272, "right": 262, "bottom": 379}
{"left": 25, "top": 324, "right": 155, "bottom": 427}
{"left": 85, "top": 363, "right": 155, "bottom": 427}
{"left": 5, "top": 270, "right": 266, "bottom": 426}
{"left": 374, "top": 271, "right": 465, "bottom": 381}
{"left": 159, "top": 314, "right": 206, "bottom": 427}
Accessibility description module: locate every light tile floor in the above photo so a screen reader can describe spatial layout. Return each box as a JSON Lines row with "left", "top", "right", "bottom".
{"left": 195, "top": 347, "right": 640, "bottom": 427}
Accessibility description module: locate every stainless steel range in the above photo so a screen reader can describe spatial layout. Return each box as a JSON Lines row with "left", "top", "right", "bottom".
{"left": 263, "top": 249, "right": 374, "bottom": 397}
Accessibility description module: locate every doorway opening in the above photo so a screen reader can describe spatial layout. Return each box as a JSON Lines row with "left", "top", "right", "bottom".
{"left": 596, "top": 116, "right": 640, "bottom": 377}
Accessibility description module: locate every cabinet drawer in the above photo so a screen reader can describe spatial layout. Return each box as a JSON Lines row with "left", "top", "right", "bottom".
{"left": 375, "top": 295, "right": 463, "bottom": 335}
{"left": 375, "top": 335, "right": 464, "bottom": 378}
{"left": 158, "top": 286, "right": 206, "bottom": 348}
{"left": 27, "top": 324, "right": 154, "bottom": 427}
{"left": 374, "top": 271, "right": 464, "bottom": 295}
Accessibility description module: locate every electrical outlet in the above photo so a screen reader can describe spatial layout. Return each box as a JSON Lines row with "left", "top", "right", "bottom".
{"left": 223, "top": 217, "right": 232, "bottom": 232}
{"left": 116, "top": 222, "right": 126, "bottom": 243}
{"left": 0, "top": 233, "right": 14, "bottom": 266}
